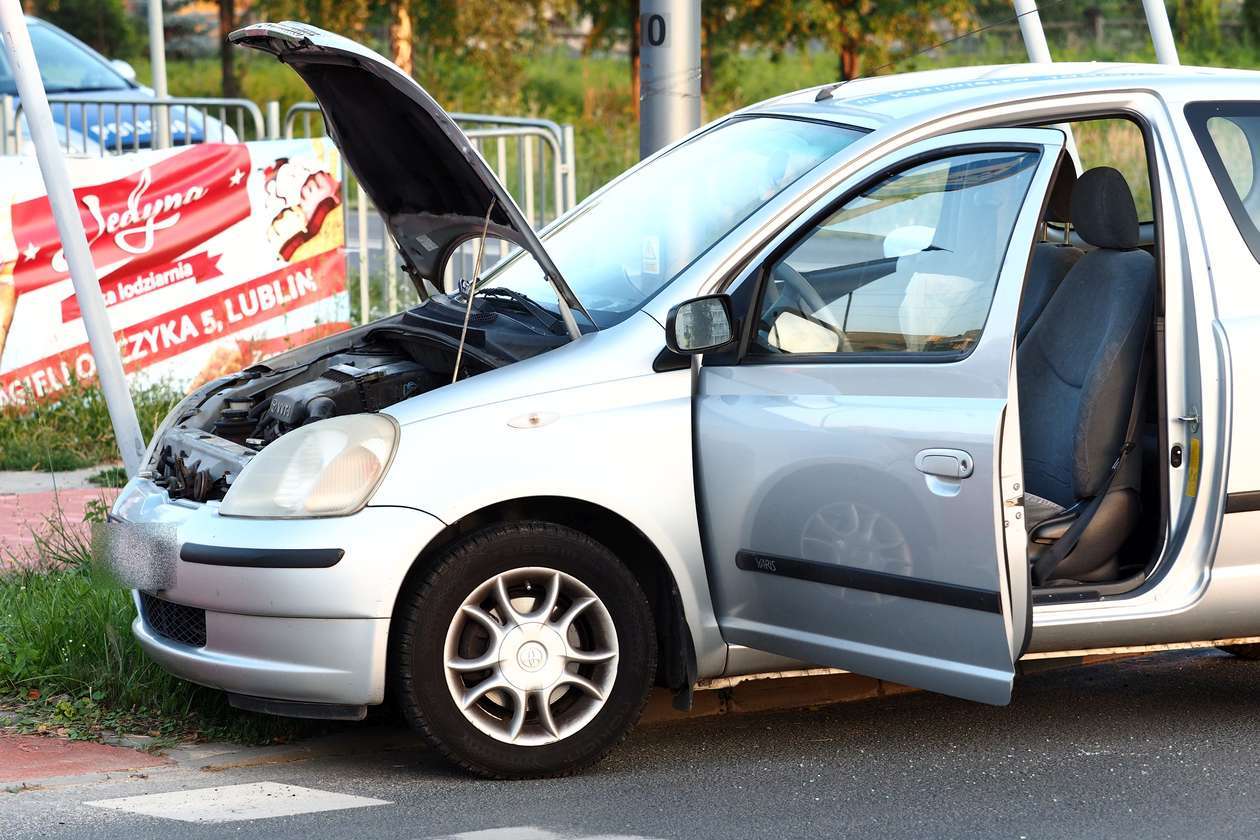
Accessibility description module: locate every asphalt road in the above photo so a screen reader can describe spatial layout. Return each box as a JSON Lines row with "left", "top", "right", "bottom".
{"left": 6, "top": 649, "right": 1260, "bottom": 839}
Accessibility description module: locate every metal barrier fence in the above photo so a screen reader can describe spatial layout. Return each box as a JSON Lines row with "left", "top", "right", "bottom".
{"left": 282, "top": 102, "right": 578, "bottom": 323}
{"left": 0, "top": 94, "right": 578, "bottom": 324}
{"left": 2, "top": 94, "right": 267, "bottom": 155}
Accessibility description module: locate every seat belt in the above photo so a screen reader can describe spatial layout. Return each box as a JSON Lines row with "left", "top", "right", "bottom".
{"left": 1031, "top": 345, "right": 1152, "bottom": 586}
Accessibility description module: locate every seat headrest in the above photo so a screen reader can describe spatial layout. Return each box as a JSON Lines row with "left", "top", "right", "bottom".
{"left": 1044, "top": 163, "right": 1077, "bottom": 224}
{"left": 1070, "top": 167, "right": 1140, "bottom": 249}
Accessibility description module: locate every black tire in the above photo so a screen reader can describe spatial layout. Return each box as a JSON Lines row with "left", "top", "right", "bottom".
{"left": 1218, "top": 643, "right": 1260, "bottom": 660}
{"left": 391, "top": 522, "right": 656, "bottom": 778}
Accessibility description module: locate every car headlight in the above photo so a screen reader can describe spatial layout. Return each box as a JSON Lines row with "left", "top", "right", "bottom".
{"left": 219, "top": 414, "right": 399, "bottom": 518}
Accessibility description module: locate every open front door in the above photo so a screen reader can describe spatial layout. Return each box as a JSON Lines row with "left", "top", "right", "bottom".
{"left": 697, "top": 128, "right": 1064, "bottom": 705}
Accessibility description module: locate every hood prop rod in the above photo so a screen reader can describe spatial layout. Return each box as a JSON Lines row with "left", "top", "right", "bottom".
{"left": 451, "top": 200, "right": 496, "bottom": 384}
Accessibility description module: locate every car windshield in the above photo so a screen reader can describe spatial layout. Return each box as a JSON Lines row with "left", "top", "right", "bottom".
{"left": 0, "top": 23, "right": 131, "bottom": 95}
{"left": 484, "top": 116, "right": 865, "bottom": 328}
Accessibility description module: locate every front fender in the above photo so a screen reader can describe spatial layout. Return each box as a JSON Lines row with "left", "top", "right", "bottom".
{"left": 368, "top": 369, "right": 727, "bottom": 677}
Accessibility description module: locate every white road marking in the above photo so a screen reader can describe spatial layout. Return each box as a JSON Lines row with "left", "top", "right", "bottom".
{"left": 85, "top": 781, "right": 390, "bottom": 823}
{"left": 431, "top": 831, "right": 560, "bottom": 840}
{"left": 431, "top": 829, "right": 663, "bottom": 840}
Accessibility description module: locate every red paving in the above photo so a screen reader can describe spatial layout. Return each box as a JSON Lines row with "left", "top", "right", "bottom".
{"left": 0, "top": 487, "right": 118, "bottom": 567}
{"left": 0, "top": 734, "right": 169, "bottom": 783}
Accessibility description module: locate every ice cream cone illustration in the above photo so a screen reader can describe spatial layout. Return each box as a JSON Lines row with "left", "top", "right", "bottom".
{"left": 263, "top": 157, "right": 342, "bottom": 263}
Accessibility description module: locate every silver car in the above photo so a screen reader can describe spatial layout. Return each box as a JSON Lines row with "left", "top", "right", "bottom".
{"left": 111, "top": 22, "right": 1260, "bottom": 777}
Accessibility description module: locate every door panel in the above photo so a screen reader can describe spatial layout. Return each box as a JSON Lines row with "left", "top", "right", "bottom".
{"left": 697, "top": 129, "right": 1064, "bottom": 704}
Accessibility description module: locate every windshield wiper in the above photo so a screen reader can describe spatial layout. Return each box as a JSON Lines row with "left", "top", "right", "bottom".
{"left": 476, "top": 287, "right": 564, "bottom": 334}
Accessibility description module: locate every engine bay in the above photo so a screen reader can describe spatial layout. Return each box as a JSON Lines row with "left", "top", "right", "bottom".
{"left": 148, "top": 293, "right": 570, "bottom": 502}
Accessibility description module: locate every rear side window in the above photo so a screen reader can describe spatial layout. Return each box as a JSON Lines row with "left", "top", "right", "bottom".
{"left": 1186, "top": 102, "right": 1260, "bottom": 262}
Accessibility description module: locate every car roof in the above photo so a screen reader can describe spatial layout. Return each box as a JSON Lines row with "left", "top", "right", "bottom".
{"left": 746, "top": 62, "right": 1260, "bottom": 129}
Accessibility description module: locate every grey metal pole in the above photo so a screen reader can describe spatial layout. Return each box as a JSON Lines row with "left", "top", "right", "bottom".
{"left": 1, "top": 93, "right": 12, "bottom": 155}
{"left": 1141, "top": 0, "right": 1180, "bottom": 65}
{"left": 639, "top": 0, "right": 701, "bottom": 159}
{"left": 1013, "top": 0, "right": 1053, "bottom": 63}
{"left": 1011, "top": 0, "right": 1082, "bottom": 169}
{"left": 266, "top": 100, "right": 281, "bottom": 140}
{"left": 0, "top": 0, "right": 146, "bottom": 475}
{"left": 147, "top": 0, "right": 171, "bottom": 147}
{"left": 562, "top": 124, "right": 577, "bottom": 212}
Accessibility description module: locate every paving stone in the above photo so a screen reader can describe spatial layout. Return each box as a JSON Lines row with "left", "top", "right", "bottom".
{"left": 0, "top": 734, "right": 168, "bottom": 784}
{"left": 0, "top": 487, "right": 117, "bottom": 566}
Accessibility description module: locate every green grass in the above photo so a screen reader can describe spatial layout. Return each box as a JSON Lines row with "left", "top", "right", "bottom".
{"left": 0, "top": 380, "right": 180, "bottom": 472}
{"left": 87, "top": 466, "right": 128, "bottom": 488}
{"left": 0, "top": 505, "right": 312, "bottom": 745}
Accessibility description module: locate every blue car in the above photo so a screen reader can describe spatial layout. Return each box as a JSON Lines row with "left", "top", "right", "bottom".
{"left": 1, "top": 17, "right": 239, "bottom": 154}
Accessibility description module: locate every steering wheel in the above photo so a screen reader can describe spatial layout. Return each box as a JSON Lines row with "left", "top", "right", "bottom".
{"left": 772, "top": 262, "right": 842, "bottom": 331}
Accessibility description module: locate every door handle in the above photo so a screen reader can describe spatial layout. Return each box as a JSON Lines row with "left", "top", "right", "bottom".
{"left": 915, "top": 448, "right": 974, "bottom": 479}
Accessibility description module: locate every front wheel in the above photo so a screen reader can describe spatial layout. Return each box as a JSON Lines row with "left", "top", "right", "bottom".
{"left": 392, "top": 522, "right": 657, "bottom": 778}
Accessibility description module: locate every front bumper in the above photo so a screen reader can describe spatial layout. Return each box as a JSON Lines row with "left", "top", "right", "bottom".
{"left": 114, "top": 478, "right": 446, "bottom": 706}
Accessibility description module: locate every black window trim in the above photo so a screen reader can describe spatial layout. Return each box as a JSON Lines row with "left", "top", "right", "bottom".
{"left": 709, "top": 141, "right": 1050, "bottom": 368}
{"left": 1185, "top": 100, "right": 1260, "bottom": 266}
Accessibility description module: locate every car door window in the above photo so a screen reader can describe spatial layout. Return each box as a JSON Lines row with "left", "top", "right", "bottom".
{"left": 750, "top": 150, "right": 1041, "bottom": 358}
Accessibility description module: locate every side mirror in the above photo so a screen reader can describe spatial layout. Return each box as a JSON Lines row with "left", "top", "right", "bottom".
{"left": 666, "top": 294, "right": 735, "bottom": 355}
{"left": 110, "top": 59, "right": 138, "bottom": 83}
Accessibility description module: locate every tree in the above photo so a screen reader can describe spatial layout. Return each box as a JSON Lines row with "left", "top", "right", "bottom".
{"left": 256, "top": 0, "right": 562, "bottom": 91}
{"left": 797, "top": 0, "right": 974, "bottom": 81}
{"left": 219, "top": 0, "right": 239, "bottom": 98}
{"left": 389, "top": 0, "right": 570, "bottom": 93}
{"left": 28, "top": 0, "right": 136, "bottom": 56}
{"left": 575, "top": 0, "right": 639, "bottom": 114}
{"left": 252, "top": 0, "right": 373, "bottom": 39}
{"left": 699, "top": 2, "right": 801, "bottom": 93}
{"left": 390, "top": 1, "right": 413, "bottom": 74}
{"left": 1174, "top": 0, "right": 1221, "bottom": 50}
{"left": 1245, "top": 0, "right": 1260, "bottom": 44}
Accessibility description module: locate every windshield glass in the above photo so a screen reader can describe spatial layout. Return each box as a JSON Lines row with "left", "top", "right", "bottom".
{"left": 0, "top": 24, "right": 130, "bottom": 95}
{"left": 485, "top": 116, "right": 865, "bottom": 328}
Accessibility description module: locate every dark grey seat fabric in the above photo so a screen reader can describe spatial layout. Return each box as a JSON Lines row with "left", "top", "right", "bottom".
{"left": 1018, "top": 166, "right": 1156, "bottom": 583}
{"left": 1018, "top": 165, "right": 1082, "bottom": 342}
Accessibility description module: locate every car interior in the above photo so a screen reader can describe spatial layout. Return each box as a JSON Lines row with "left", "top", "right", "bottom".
{"left": 1017, "top": 116, "right": 1164, "bottom": 596}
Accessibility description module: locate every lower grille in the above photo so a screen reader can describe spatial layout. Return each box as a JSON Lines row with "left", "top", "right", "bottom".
{"left": 140, "top": 592, "right": 207, "bottom": 648}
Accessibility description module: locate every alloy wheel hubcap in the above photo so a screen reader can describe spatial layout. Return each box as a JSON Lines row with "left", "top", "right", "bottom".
{"left": 443, "top": 566, "right": 619, "bottom": 746}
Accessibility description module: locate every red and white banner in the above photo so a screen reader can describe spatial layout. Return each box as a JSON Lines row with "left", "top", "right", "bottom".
{"left": 0, "top": 139, "right": 350, "bottom": 406}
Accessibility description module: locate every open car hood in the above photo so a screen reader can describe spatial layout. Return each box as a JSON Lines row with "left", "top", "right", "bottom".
{"left": 229, "top": 21, "right": 590, "bottom": 329}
